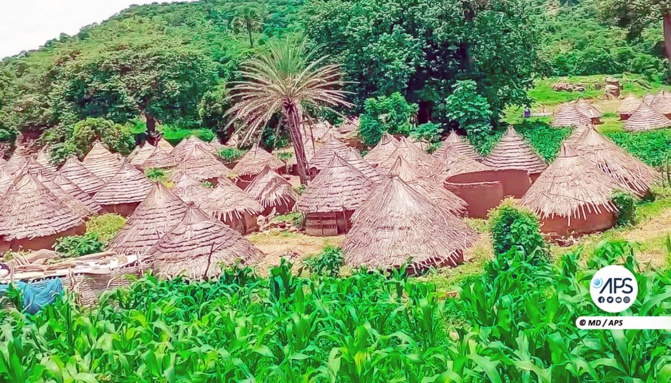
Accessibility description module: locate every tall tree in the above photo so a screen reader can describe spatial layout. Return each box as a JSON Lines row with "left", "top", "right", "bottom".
{"left": 231, "top": 4, "right": 266, "bottom": 48}
{"left": 226, "top": 40, "right": 351, "bottom": 185}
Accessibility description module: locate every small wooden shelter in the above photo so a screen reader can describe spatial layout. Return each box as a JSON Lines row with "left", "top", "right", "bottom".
{"left": 82, "top": 141, "right": 123, "bottom": 181}
{"left": 244, "top": 166, "right": 298, "bottom": 216}
{"left": 364, "top": 133, "right": 400, "bottom": 168}
{"left": 624, "top": 102, "right": 671, "bottom": 132}
{"left": 129, "top": 143, "right": 155, "bottom": 167}
{"left": 93, "top": 162, "right": 153, "bottom": 216}
{"left": 432, "top": 131, "right": 480, "bottom": 161}
{"left": 59, "top": 157, "right": 106, "bottom": 195}
{"left": 617, "top": 95, "right": 641, "bottom": 120}
{"left": 199, "top": 177, "right": 263, "bottom": 235}
{"left": 552, "top": 102, "right": 591, "bottom": 128}
{"left": 482, "top": 126, "right": 547, "bottom": 178}
{"left": 174, "top": 144, "right": 230, "bottom": 182}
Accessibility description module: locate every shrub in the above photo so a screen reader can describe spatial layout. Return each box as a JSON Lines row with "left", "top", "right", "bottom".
{"left": 411, "top": 122, "right": 443, "bottom": 143}
{"left": 85, "top": 214, "right": 126, "bottom": 242}
{"left": 219, "top": 147, "right": 246, "bottom": 164}
{"left": 47, "top": 118, "right": 135, "bottom": 164}
{"left": 359, "top": 92, "right": 418, "bottom": 147}
{"left": 488, "top": 199, "right": 548, "bottom": 264}
{"left": 162, "top": 125, "right": 216, "bottom": 146}
{"left": 612, "top": 191, "right": 637, "bottom": 227}
{"left": 444, "top": 80, "right": 492, "bottom": 143}
{"left": 145, "top": 168, "right": 166, "bottom": 182}
{"left": 606, "top": 129, "right": 671, "bottom": 167}
{"left": 304, "top": 246, "right": 345, "bottom": 277}
{"left": 54, "top": 233, "right": 105, "bottom": 257}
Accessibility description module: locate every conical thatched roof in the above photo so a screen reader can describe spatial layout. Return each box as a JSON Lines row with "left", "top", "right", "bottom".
{"left": 387, "top": 157, "right": 468, "bottom": 216}
{"left": 521, "top": 144, "right": 620, "bottom": 220}
{"left": 148, "top": 205, "right": 263, "bottom": 279}
{"left": 52, "top": 174, "right": 102, "bottom": 214}
{"left": 59, "top": 157, "right": 106, "bottom": 195}
{"left": 482, "top": 126, "right": 547, "bottom": 173}
{"left": 3, "top": 152, "right": 28, "bottom": 176}
{"left": 232, "top": 144, "right": 284, "bottom": 176}
{"left": 298, "top": 154, "right": 375, "bottom": 214}
{"left": 174, "top": 144, "right": 230, "bottom": 181}
{"left": 171, "top": 136, "right": 217, "bottom": 162}
{"left": 552, "top": 102, "right": 591, "bottom": 128}
{"left": 170, "top": 170, "right": 211, "bottom": 204}
{"left": 199, "top": 177, "right": 263, "bottom": 221}
{"left": 652, "top": 91, "right": 671, "bottom": 115}
{"left": 24, "top": 157, "right": 58, "bottom": 181}
{"left": 140, "top": 147, "right": 178, "bottom": 170}
{"left": 244, "top": 166, "right": 298, "bottom": 210}
{"left": 432, "top": 131, "right": 480, "bottom": 161}
{"left": 129, "top": 143, "right": 155, "bottom": 167}
{"left": 36, "top": 148, "right": 57, "bottom": 172}
{"left": 109, "top": 183, "right": 189, "bottom": 256}
{"left": 364, "top": 133, "right": 400, "bottom": 167}
{"left": 617, "top": 95, "right": 641, "bottom": 116}
{"left": 0, "top": 172, "right": 84, "bottom": 241}
{"left": 344, "top": 147, "right": 384, "bottom": 184}
{"left": 157, "top": 137, "right": 174, "bottom": 153}
{"left": 82, "top": 142, "right": 123, "bottom": 181}
{"left": 127, "top": 145, "right": 140, "bottom": 161}
{"left": 573, "top": 128, "right": 659, "bottom": 196}
{"left": 375, "top": 138, "right": 437, "bottom": 176}
{"left": 0, "top": 168, "right": 13, "bottom": 196}
{"left": 344, "top": 176, "right": 477, "bottom": 269}
{"left": 563, "top": 124, "right": 590, "bottom": 148}
{"left": 308, "top": 135, "right": 350, "bottom": 171}
{"left": 34, "top": 170, "right": 93, "bottom": 218}
{"left": 643, "top": 93, "right": 656, "bottom": 105}
{"left": 624, "top": 102, "right": 671, "bottom": 132}
{"left": 574, "top": 98, "right": 602, "bottom": 119}
{"left": 93, "top": 162, "right": 153, "bottom": 206}
{"left": 433, "top": 145, "right": 490, "bottom": 181}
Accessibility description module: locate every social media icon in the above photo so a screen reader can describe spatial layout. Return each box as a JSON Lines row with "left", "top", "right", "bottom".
{"left": 607, "top": 297, "right": 614, "bottom": 303}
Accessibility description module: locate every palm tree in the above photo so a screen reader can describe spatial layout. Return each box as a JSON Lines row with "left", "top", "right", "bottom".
{"left": 226, "top": 40, "right": 352, "bottom": 185}
{"left": 231, "top": 4, "right": 265, "bottom": 48}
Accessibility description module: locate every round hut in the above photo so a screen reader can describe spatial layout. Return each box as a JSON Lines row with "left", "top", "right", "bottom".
{"left": 375, "top": 138, "right": 437, "bottom": 176}
{"left": 521, "top": 144, "right": 621, "bottom": 237}
{"left": 344, "top": 147, "right": 384, "bottom": 185}
{"left": 109, "top": 183, "right": 189, "bottom": 257}
{"left": 0, "top": 168, "right": 13, "bottom": 196}
{"left": 574, "top": 98, "right": 602, "bottom": 124}
{"left": 643, "top": 93, "right": 656, "bottom": 105}
{"left": 482, "top": 126, "right": 547, "bottom": 180}
{"left": 157, "top": 137, "right": 174, "bottom": 154}
{"left": 199, "top": 177, "right": 263, "bottom": 235}
{"left": 364, "top": 133, "right": 400, "bottom": 168}
{"left": 140, "top": 147, "right": 178, "bottom": 170}
{"left": 93, "top": 161, "right": 153, "bottom": 216}
{"left": 344, "top": 176, "right": 478, "bottom": 272}
{"left": 82, "top": 141, "right": 124, "bottom": 181}
{"left": 148, "top": 205, "right": 263, "bottom": 280}
{"left": 24, "top": 157, "right": 58, "bottom": 182}
{"left": 308, "top": 135, "right": 350, "bottom": 174}
{"left": 433, "top": 145, "right": 490, "bottom": 181}
{"left": 298, "top": 154, "right": 375, "bottom": 236}
{"left": 432, "top": 131, "right": 481, "bottom": 162}
{"left": 171, "top": 136, "right": 218, "bottom": 162}
{"left": 170, "top": 170, "right": 212, "bottom": 204}
{"left": 2, "top": 152, "right": 28, "bottom": 176}
{"left": 129, "top": 142, "right": 155, "bottom": 167}
{"left": 232, "top": 144, "right": 285, "bottom": 188}
{"left": 617, "top": 95, "right": 641, "bottom": 120}
{"left": 624, "top": 102, "right": 671, "bottom": 132}
{"left": 34, "top": 170, "right": 95, "bottom": 219}
{"left": 244, "top": 166, "right": 298, "bottom": 216}
{"left": 652, "top": 91, "right": 671, "bottom": 118}
{"left": 52, "top": 174, "right": 102, "bottom": 214}
{"left": 59, "top": 157, "right": 106, "bottom": 195}
{"left": 174, "top": 144, "right": 230, "bottom": 182}
{"left": 552, "top": 102, "right": 591, "bottom": 128}
{"left": 36, "top": 148, "right": 57, "bottom": 172}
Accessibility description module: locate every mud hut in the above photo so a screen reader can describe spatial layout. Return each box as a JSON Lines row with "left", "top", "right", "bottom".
{"left": 617, "top": 95, "right": 641, "bottom": 120}
{"left": 482, "top": 126, "right": 547, "bottom": 179}
{"left": 174, "top": 144, "right": 230, "bottom": 182}
{"left": 521, "top": 144, "right": 620, "bottom": 237}
{"left": 34, "top": 170, "right": 94, "bottom": 219}
{"left": 170, "top": 170, "right": 212, "bottom": 204}
{"left": 232, "top": 144, "right": 285, "bottom": 187}
{"left": 148, "top": 205, "right": 263, "bottom": 280}
{"left": 432, "top": 131, "right": 480, "bottom": 161}
{"left": 574, "top": 98, "right": 602, "bottom": 124}
{"left": 344, "top": 176, "right": 477, "bottom": 271}
{"left": 82, "top": 142, "right": 123, "bottom": 181}
{"left": 93, "top": 162, "right": 153, "bottom": 216}
{"left": 59, "top": 157, "right": 106, "bottom": 195}
{"left": 109, "top": 183, "right": 189, "bottom": 256}
{"left": 0, "top": 172, "right": 85, "bottom": 251}
{"left": 552, "top": 102, "right": 591, "bottom": 128}
{"left": 308, "top": 135, "right": 350, "bottom": 173}
{"left": 344, "top": 147, "right": 384, "bottom": 185}
{"left": 298, "top": 154, "right": 375, "bottom": 236}
{"left": 244, "top": 166, "right": 297, "bottom": 216}
{"left": 129, "top": 142, "right": 155, "bottom": 167}
{"left": 364, "top": 133, "right": 400, "bottom": 168}
{"left": 375, "top": 138, "right": 437, "bottom": 176}
{"left": 624, "top": 102, "right": 671, "bottom": 132}
{"left": 199, "top": 177, "right": 263, "bottom": 235}
{"left": 52, "top": 174, "right": 102, "bottom": 214}
{"left": 140, "top": 147, "right": 178, "bottom": 170}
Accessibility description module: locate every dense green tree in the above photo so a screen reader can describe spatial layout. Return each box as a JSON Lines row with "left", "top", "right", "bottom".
{"left": 231, "top": 3, "right": 267, "bottom": 48}
{"left": 358, "top": 93, "right": 418, "bottom": 147}
{"left": 443, "top": 80, "right": 493, "bottom": 142}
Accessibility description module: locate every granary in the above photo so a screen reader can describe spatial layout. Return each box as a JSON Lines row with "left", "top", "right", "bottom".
{"left": 174, "top": 144, "right": 230, "bottom": 182}
{"left": 171, "top": 136, "right": 218, "bottom": 162}
{"left": 109, "top": 182, "right": 189, "bottom": 257}
{"left": 59, "top": 157, "right": 106, "bottom": 195}
{"left": 343, "top": 176, "right": 478, "bottom": 272}
{"left": 521, "top": 144, "right": 621, "bottom": 237}
{"left": 652, "top": 90, "right": 671, "bottom": 118}
{"left": 624, "top": 102, "right": 671, "bottom": 132}
{"left": 551, "top": 102, "right": 591, "bottom": 128}
{"left": 0, "top": 172, "right": 85, "bottom": 251}
{"left": 573, "top": 127, "right": 658, "bottom": 197}
{"left": 140, "top": 147, "right": 178, "bottom": 170}
{"left": 244, "top": 166, "right": 298, "bottom": 216}
{"left": 170, "top": 170, "right": 211, "bottom": 204}
{"left": 93, "top": 161, "right": 153, "bottom": 216}
{"left": 52, "top": 174, "right": 102, "bottom": 214}
{"left": 364, "top": 133, "right": 400, "bottom": 168}
{"left": 617, "top": 95, "right": 641, "bottom": 120}
{"left": 482, "top": 126, "right": 547, "bottom": 180}
{"left": 375, "top": 138, "right": 437, "bottom": 176}
{"left": 82, "top": 141, "right": 123, "bottom": 181}
{"left": 148, "top": 204, "right": 263, "bottom": 280}
{"left": 343, "top": 147, "right": 384, "bottom": 185}
{"left": 432, "top": 131, "right": 481, "bottom": 161}
{"left": 297, "top": 154, "right": 375, "bottom": 236}
{"left": 574, "top": 98, "right": 602, "bottom": 124}
{"left": 129, "top": 142, "right": 155, "bottom": 167}
{"left": 232, "top": 144, "right": 285, "bottom": 188}
{"left": 198, "top": 177, "right": 263, "bottom": 235}
{"left": 308, "top": 134, "right": 350, "bottom": 173}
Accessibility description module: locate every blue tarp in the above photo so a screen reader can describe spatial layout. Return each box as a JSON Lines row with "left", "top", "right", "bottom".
{"left": 0, "top": 278, "right": 63, "bottom": 314}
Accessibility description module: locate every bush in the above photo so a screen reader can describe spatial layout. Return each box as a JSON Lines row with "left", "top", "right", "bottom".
{"left": 607, "top": 129, "right": 671, "bottom": 167}
{"left": 303, "top": 246, "right": 345, "bottom": 277}
{"left": 46, "top": 118, "right": 135, "bottom": 164}
{"left": 359, "top": 92, "right": 418, "bottom": 147}
{"left": 218, "top": 147, "right": 246, "bottom": 164}
{"left": 475, "top": 121, "right": 570, "bottom": 161}
{"left": 612, "top": 191, "right": 637, "bottom": 227}
{"left": 162, "top": 125, "right": 215, "bottom": 146}
{"left": 411, "top": 122, "right": 443, "bottom": 143}
{"left": 54, "top": 233, "right": 105, "bottom": 257}
{"left": 488, "top": 200, "right": 548, "bottom": 264}
{"left": 85, "top": 214, "right": 126, "bottom": 242}
{"left": 145, "top": 168, "right": 166, "bottom": 182}
{"left": 444, "top": 80, "right": 492, "bottom": 143}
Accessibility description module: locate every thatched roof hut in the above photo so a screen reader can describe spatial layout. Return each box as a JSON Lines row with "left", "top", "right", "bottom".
{"left": 624, "top": 102, "right": 671, "bottom": 132}
{"left": 308, "top": 135, "right": 350, "bottom": 172}
{"left": 298, "top": 154, "right": 375, "bottom": 236}
{"left": 59, "top": 157, "right": 106, "bottom": 195}
{"left": 36, "top": 148, "right": 57, "bottom": 172}
{"left": 109, "top": 183, "right": 189, "bottom": 256}
{"left": 244, "top": 166, "right": 297, "bottom": 216}
{"left": 344, "top": 176, "right": 477, "bottom": 271}
{"left": 574, "top": 98, "right": 602, "bottom": 123}
{"left": 375, "top": 138, "right": 437, "bottom": 176}
{"left": 171, "top": 136, "right": 217, "bottom": 162}
{"left": 82, "top": 142, "right": 123, "bottom": 181}
{"left": 24, "top": 157, "right": 58, "bottom": 181}
{"left": 364, "top": 133, "right": 400, "bottom": 168}
{"left": 432, "top": 131, "right": 480, "bottom": 161}
{"left": 643, "top": 93, "right": 656, "bottom": 105}
{"left": 617, "top": 95, "right": 641, "bottom": 120}
{"left": 34, "top": 170, "right": 93, "bottom": 219}
{"left": 129, "top": 143, "right": 155, "bottom": 167}
{"left": 652, "top": 91, "right": 671, "bottom": 117}
{"left": 0, "top": 168, "right": 13, "bottom": 196}
{"left": 552, "top": 102, "right": 591, "bottom": 128}
{"left": 574, "top": 128, "right": 659, "bottom": 196}
{"left": 344, "top": 147, "right": 384, "bottom": 185}
{"left": 433, "top": 145, "right": 490, "bottom": 181}
{"left": 521, "top": 144, "right": 620, "bottom": 236}
{"left": 170, "top": 170, "right": 211, "bottom": 204}
{"left": 2, "top": 152, "right": 28, "bottom": 176}
{"left": 232, "top": 144, "right": 284, "bottom": 178}
{"left": 140, "top": 147, "right": 178, "bottom": 170}
{"left": 157, "top": 137, "right": 174, "bottom": 154}
{"left": 93, "top": 162, "right": 153, "bottom": 216}
{"left": 199, "top": 177, "right": 262, "bottom": 234}
{"left": 482, "top": 126, "right": 547, "bottom": 175}
{"left": 174, "top": 144, "right": 230, "bottom": 181}
{"left": 53, "top": 173, "right": 102, "bottom": 214}
{"left": 148, "top": 205, "right": 263, "bottom": 280}
{"left": 0, "top": 172, "right": 85, "bottom": 251}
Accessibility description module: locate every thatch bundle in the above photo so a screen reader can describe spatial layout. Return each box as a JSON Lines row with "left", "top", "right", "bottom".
{"left": 171, "top": 136, "right": 217, "bottom": 162}
{"left": 59, "top": 157, "right": 106, "bottom": 195}
{"left": 52, "top": 174, "right": 102, "bottom": 214}
{"left": 552, "top": 102, "right": 591, "bottom": 128}
{"left": 93, "top": 162, "right": 153, "bottom": 215}
{"left": 232, "top": 144, "right": 284, "bottom": 177}
{"left": 170, "top": 170, "right": 211, "bottom": 204}
{"left": 344, "top": 148, "right": 384, "bottom": 184}
{"left": 174, "top": 144, "right": 230, "bottom": 181}
{"left": 624, "top": 102, "right": 671, "bottom": 132}
{"left": 308, "top": 135, "right": 350, "bottom": 171}
{"left": 482, "top": 126, "right": 547, "bottom": 174}
{"left": 129, "top": 143, "right": 155, "bottom": 167}
{"left": 573, "top": 128, "right": 659, "bottom": 196}
{"left": 157, "top": 137, "right": 174, "bottom": 153}
{"left": 344, "top": 176, "right": 477, "bottom": 270}
{"left": 375, "top": 138, "right": 437, "bottom": 176}
{"left": 34, "top": 170, "right": 93, "bottom": 218}
{"left": 364, "top": 134, "right": 400, "bottom": 167}
{"left": 244, "top": 166, "right": 297, "bottom": 215}
{"left": 109, "top": 183, "right": 189, "bottom": 256}
{"left": 433, "top": 145, "right": 490, "bottom": 181}
{"left": 617, "top": 95, "right": 641, "bottom": 119}
{"left": 652, "top": 90, "right": 671, "bottom": 117}
{"left": 140, "top": 147, "right": 178, "bottom": 170}
{"left": 432, "top": 131, "right": 480, "bottom": 161}
{"left": 199, "top": 177, "right": 262, "bottom": 234}
{"left": 148, "top": 205, "right": 263, "bottom": 280}
{"left": 82, "top": 142, "right": 123, "bottom": 181}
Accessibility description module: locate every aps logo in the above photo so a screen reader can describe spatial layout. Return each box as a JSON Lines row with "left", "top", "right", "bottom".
{"left": 590, "top": 265, "right": 638, "bottom": 313}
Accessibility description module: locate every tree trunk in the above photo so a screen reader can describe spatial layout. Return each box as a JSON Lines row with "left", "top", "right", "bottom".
{"left": 247, "top": 26, "right": 254, "bottom": 48}
{"left": 664, "top": 12, "right": 671, "bottom": 62}
{"left": 284, "top": 104, "right": 311, "bottom": 185}
{"left": 145, "top": 115, "right": 157, "bottom": 145}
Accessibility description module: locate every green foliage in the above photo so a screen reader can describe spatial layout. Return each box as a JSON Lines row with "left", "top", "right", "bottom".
{"left": 46, "top": 118, "right": 135, "bottom": 164}
{"left": 218, "top": 147, "right": 246, "bottom": 163}
{"left": 488, "top": 200, "right": 548, "bottom": 264}
{"left": 303, "top": 246, "right": 345, "bottom": 277}
{"left": 613, "top": 191, "right": 637, "bottom": 227}
{"left": 444, "top": 80, "right": 493, "bottom": 142}
{"left": 161, "top": 126, "right": 215, "bottom": 146}
{"left": 411, "top": 122, "right": 443, "bottom": 143}
{"left": 85, "top": 214, "right": 126, "bottom": 242}
{"left": 607, "top": 128, "right": 671, "bottom": 167}
{"left": 475, "top": 121, "right": 571, "bottom": 160}
{"left": 145, "top": 168, "right": 166, "bottom": 182}
{"left": 359, "top": 92, "right": 418, "bottom": 146}
{"left": 54, "top": 233, "right": 105, "bottom": 258}
{"left": 272, "top": 212, "right": 304, "bottom": 227}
